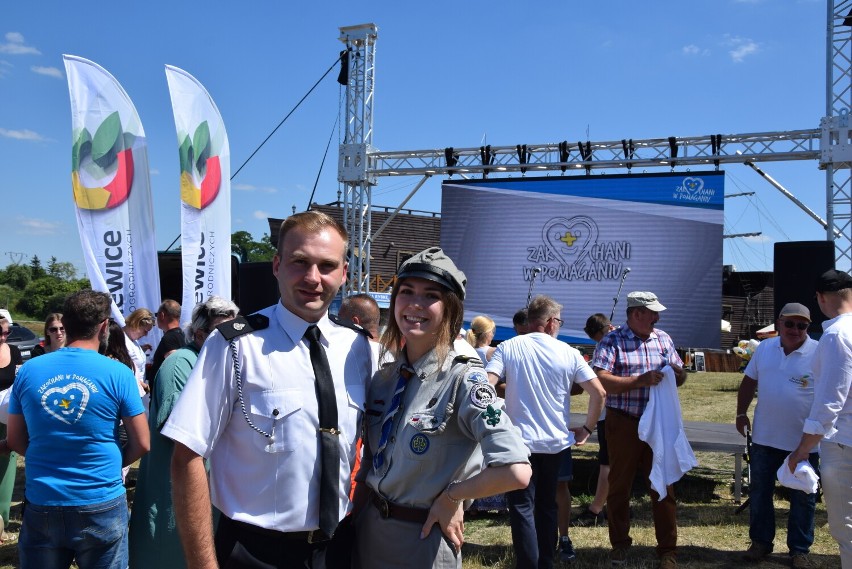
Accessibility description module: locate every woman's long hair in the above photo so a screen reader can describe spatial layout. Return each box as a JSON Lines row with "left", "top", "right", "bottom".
{"left": 101, "top": 320, "right": 135, "bottom": 372}
{"left": 43, "top": 313, "right": 64, "bottom": 348}
{"left": 379, "top": 278, "right": 464, "bottom": 366}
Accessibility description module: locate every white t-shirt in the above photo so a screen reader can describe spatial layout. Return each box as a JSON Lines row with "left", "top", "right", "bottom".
{"left": 744, "top": 335, "right": 818, "bottom": 451}
{"left": 486, "top": 332, "right": 596, "bottom": 453}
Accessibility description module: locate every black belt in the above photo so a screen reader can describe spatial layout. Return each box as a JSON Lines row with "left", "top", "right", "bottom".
{"left": 370, "top": 491, "right": 430, "bottom": 524}
{"left": 229, "top": 517, "right": 330, "bottom": 543}
{"left": 606, "top": 406, "right": 641, "bottom": 421}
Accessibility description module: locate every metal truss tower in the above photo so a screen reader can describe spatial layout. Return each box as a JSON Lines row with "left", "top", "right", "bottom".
{"left": 338, "top": 5, "right": 852, "bottom": 291}
{"left": 822, "top": 0, "right": 852, "bottom": 270}
{"left": 338, "top": 23, "right": 378, "bottom": 296}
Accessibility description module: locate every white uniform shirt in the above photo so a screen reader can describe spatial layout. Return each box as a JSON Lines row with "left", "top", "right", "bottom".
{"left": 804, "top": 312, "right": 852, "bottom": 445}
{"left": 744, "top": 335, "right": 818, "bottom": 451}
{"left": 161, "top": 302, "right": 373, "bottom": 532}
{"left": 486, "top": 332, "right": 596, "bottom": 453}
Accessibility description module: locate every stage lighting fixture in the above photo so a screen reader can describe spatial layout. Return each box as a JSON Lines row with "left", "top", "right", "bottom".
{"left": 558, "top": 141, "right": 570, "bottom": 173}
{"left": 844, "top": 8, "right": 852, "bottom": 26}
{"left": 516, "top": 144, "right": 530, "bottom": 174}
{"left": 480, "top": 145, "right": 494, "bottom": 178}
{"left": 668, "top": 136, "right": 678, "bottom": 169}
{"left": 336, "top": 49, "right": 350, "bottom": 85}
{"left": 445, "top": 147, "right": 459, "bottom": 176}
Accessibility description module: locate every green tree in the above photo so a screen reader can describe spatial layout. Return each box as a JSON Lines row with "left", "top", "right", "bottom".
{"left": 30, "top": 255, "right": 46, "bottom": 280}
{"left": 47, "top": 258, "right": 78, "bottom": 281}
{"left": 0, "top": 264, "right": 32, "bottom": 290}
{"left": 231, "top": 230, "right": 276, "bottom": 262}
{"left": 16, "top": 277, "right": 77, "bottom": 318}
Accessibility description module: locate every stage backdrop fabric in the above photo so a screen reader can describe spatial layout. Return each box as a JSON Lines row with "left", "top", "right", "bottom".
{"left": 64, "top": 54, "right": 162, "bottom": 330}
{"left": 441, "top": 172, "right": 724, "bottom": 348}
{"left": 165, "top": 65, "right": 232, "bottom": 326}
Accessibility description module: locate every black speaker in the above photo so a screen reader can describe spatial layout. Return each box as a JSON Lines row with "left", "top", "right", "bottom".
{"left": 237, "top": 262, "right": 278, "bottom": 315}
{"left": 774, "top": 241, "right": 835, "bottom": 334}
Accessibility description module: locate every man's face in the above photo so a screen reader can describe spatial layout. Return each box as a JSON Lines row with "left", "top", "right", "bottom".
{"left": 155, "top": 310, "right": 167, "bottom": 332}
{"left": 628, "top": 306, "right": 659, "bottom": 338}
{"left": 777, "top": 315, "right": 809, "bottom": 349}
{"left": 273, "top": 226, "right": 348, "bottom": 323}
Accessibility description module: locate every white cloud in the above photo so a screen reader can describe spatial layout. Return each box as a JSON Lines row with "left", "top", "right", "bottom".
{"left": 253, "top": 210, "right": 271, "bottom": 220}
{"left": 234, "top": 183, "right": 277, "bottom": 194}
{"left": 17, "top": 216, "right": 61, "bottom": 236}
{"left": 682, "top": 44, "right": 710, "bottom": 57}
{"left": 724, "top": 35, "right": 760, "bottom": 63}
{"left": 0, "top": 60, "right": 11, "bottom": 78}
{"left": 0, "top": 127, "right": 45, "bottom": 141}
{"left": 743, "top": 234, "right": 772, "bottom": 244}
{"left": 31, "top": 65, "right": 62, "bottom": 79}
{"left": 0, "top": 32, "right": 40, "bottom": 55}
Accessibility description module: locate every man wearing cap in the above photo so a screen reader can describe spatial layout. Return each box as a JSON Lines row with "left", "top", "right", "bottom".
{"left": 164, "top": 211, "right": 374, "bottom": 568}
{"left": 592, "top": 291, "right": 687, "bottom": 568}
{"left": 487, "top": 295, "right": 605, "bottom": 568}
{"left": 789, "top": 269, "right": 852, "bottom": 568}
{"left": 735, "top": 303, "right": 818, "bottom": 568}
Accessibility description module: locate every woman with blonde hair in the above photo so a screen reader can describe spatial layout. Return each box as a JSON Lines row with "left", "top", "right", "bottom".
{"left": 466, "top": 315, "right": 496, "bottom": 362}
{"left": 30, "top": 313, "right": 65, "bottom": 358}
{"left": 123, "top": 308, "right": 154, "bottom": 403}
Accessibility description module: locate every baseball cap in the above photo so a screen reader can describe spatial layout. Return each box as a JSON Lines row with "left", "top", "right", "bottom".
{"left": 816, "top": 269, "right": 852, "bottom": 293}
{"left": 779, "top": 302, "right": 811, "bottom": 322}
{"left": 626, "top": 291, "right": 667, "bottom": 312}
{"left": 397, "top": 247, "right": 467, "bottom": 300}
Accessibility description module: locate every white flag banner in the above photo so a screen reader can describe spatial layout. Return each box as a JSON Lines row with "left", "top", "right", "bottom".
{"left": 64, "top": 55, "right": 162, "bottom": 330}
{"left": 165, "top": 65, "right": 231, "bottom": 325}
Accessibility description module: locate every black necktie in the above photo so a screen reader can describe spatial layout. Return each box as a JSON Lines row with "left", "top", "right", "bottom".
{"left": 304, "top": 324, "right": 339, "bottom": 539}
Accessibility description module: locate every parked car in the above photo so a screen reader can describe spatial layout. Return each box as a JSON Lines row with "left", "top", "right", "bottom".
{"left": 7, "top": 323, "right": 40, "bottom": 361}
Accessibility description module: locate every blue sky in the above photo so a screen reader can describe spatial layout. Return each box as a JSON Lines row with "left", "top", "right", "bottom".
{"left": 1, "top": 0, "right": 830, "bottom": 276}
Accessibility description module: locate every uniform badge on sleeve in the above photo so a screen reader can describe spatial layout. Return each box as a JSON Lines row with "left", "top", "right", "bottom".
{"left": 467, "top": 371, "right": 487, "bottom": 384}
{"left": 481, "top": 404, "right": 502, "bottom": 426}
{"left": 410, "top": 433, "right": 430, "bottom": 455}
{"left": 470, "top": 384, "right": 497, "bottom": 409}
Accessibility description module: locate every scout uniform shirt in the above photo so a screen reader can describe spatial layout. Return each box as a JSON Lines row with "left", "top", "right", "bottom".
{"left": 363, "top": 347, "right": 529, "bottom": 509}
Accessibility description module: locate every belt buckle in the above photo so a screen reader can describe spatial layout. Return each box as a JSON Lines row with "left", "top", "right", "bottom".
{"left": 377, "top": 497, "right": 390, "bottom": 519}
{"left": 307, "top": 530, "right": 330, "bottom": 544}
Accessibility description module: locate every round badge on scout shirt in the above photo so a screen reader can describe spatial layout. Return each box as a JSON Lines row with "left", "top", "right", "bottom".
{"left": 470, "top": 384, "right": 497, "bottom": 409}
{"left": 410, "top": 433, "right": 430, "bottom": 455}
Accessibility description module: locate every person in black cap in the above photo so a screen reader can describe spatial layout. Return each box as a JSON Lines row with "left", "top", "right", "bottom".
{"left": 789, "top": 268, "right": 852, "bottom": 568}
{"left": 353, "top": 247, "right": 531, "bottom": 569}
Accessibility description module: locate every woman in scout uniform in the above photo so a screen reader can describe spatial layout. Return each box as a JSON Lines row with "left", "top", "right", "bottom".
{"left": 354, "top": 247, "right": 531, "bottom": 569}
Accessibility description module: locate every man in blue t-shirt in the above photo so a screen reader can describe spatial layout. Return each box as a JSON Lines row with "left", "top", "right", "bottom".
{"left": 8, "top": 290, "right": 150, "bottom": 569}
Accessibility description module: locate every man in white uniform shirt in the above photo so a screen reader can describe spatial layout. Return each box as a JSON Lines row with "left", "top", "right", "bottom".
{"left": 164, "top": 211, "right": 373, "bottom": 569}
{"left": 735, "top": 303, "right": 818, "bottom": 568}
{"left": 487, "top": 295, "right": 605, "bottom": 569}
{"left": 790, "top": 269, "right": 852, "bottom": 568}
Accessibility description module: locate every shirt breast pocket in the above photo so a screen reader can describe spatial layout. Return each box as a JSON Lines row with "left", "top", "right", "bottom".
{"left": 249, "top": 389, "right": 302, "bottom": 453}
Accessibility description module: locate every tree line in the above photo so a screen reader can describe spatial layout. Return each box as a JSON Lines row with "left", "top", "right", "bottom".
{"left": 1, "top": 231, "right": 276, "bottom": 320}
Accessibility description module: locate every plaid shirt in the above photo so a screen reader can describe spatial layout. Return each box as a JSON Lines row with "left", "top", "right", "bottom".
{"left": 592, "top": 324, "right": 682, "bottom": 417}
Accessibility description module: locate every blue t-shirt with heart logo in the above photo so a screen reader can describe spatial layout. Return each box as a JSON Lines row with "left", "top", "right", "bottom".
{"left": 10, "top": 347, "right": 145, "bottom": 506}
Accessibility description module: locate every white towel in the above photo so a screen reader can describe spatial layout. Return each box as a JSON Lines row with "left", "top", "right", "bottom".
{"left": 776, "top": 456, "right": 819, "bottom": 494}
{"left": 638, "top": 365, "right": 698, "bottom": 500}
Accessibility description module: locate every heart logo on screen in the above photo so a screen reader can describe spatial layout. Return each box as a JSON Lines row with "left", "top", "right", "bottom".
{"left": 542, "top": 216, "right": 598, "bottom": 267}
{"left": 682, "top": 177, "right": 704, "bottom": 195}
{"left": 41, "top": 382, "right": 90, "bottom": 425}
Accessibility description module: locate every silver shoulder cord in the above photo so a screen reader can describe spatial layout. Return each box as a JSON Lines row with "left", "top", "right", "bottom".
{"left": 229, "top": 338, "right": 274, "bottom": 442}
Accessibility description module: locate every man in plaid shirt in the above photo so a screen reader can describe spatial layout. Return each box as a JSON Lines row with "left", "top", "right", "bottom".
{"left": 591, "top": 291, "right": 687, "bottom": 569}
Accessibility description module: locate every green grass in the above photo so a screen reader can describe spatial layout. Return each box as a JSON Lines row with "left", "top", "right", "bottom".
{"left": 0, "top": 372, "right": 842, "bottom": 568}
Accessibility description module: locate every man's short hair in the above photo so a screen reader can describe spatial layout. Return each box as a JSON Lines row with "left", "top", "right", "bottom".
{"left": 527, "top": 295, "right": 562, "bottom": 324}
{"left": 158, "top": 299, "right": 182, "bottom": 320}
{"left": 276, "top": 211, "right": 348, "bottom": 257}
{"left": 187, "top": 296, "right": 240, "bottom": 342}
{"left": 339, "top": 293, "right": 380, "bottom": 332}
{"left": 62, "top": 290, "right": 112, "bottom": 341}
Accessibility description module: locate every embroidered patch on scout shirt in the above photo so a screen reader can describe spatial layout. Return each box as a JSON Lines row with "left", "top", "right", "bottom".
{"left": 410, "top": 433, "right": 430, "bottom": 455}
{"left": 481, "top": 404, "right": 502, "bottom": 426}
{"left": 466, "top": 371, "right": 487, "bottom": 384}
{"left": 408, "top": 413, "right": 437, "bottom": 430}
{"left": 470, "top": 384, "right": 497, "bottom": 409}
